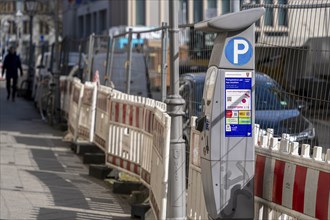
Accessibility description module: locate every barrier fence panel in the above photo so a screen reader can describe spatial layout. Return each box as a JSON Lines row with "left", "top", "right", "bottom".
{"left": 93, "top": 85, "right": 113, "bottom": 151}
{"left": 107, "top": 93, "right": 145, "bottom": 175}
{"left": 149, "top": 106, "right": 171, "bottom": 220}
{"left": 77, "top": 81, "right": 97, "bottom": 142}
{"left": 68, "top": 78, "right": 84, "bottom": 142}
{"left": 186, "top": 116, "right": 330, "bottom": 220}
{"left": 186, "top": 117, "right": 208, "bottom": 220}
{"left": 60, "top": 76, "right": 72, "bottom": 120}
{"left": 104, "top": 92, "right": 171, "bottom": 220}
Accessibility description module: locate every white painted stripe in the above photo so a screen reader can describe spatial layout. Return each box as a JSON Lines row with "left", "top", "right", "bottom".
{"left": 282, "top": 163, "right": 296, "bottom": 209}
{"left": 304, "top": 169, "right": 319, "bottom": 217}
{"left": 39, "top": 205, "right": 131, "bottom": 218}
{"left": 263, "top": 157, "right": 275, "bottom": 201}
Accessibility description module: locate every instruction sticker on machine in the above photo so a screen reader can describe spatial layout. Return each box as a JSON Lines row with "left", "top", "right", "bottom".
{"left": 225, "top": 72, "right": 252, "bottom": 137}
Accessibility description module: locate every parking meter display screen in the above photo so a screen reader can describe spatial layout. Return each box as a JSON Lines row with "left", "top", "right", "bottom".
{"left": 225, "top": 72, "right": 252, "bottom": 137}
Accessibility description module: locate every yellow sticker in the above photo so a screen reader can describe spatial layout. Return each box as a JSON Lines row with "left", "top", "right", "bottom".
{"left": 239, "top": 111, "right": 251, "bottom": 118}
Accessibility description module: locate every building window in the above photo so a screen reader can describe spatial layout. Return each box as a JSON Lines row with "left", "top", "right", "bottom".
{"left": 86, "top": 14, "right": 91, "bottom": 35}
{"left": 278, "top": 0, "right": 288, "bottom": 27}
{"left": 8, "top": 21, "right": 16, "bottom": 35}
{"left": 99, "top": 10, "right": 106, "bottom": 33}
{"left": 39, "top": 21, "right": 49, "bottom": 35}
{"left": 93, "top": 12, "right": 97, "bottom": 33}
{"left": 255, "top": 0, "right": 260, "bottom": 27}
{"left": 23, "top": 20, "right": 30, "bottom": 35}
{"left": 264, "top": 0, "right": 274, "bottom": 26}
{"left": 193, "top": 0, "right": 203, "bottom": 22}
{"left": 136, "top": 0, "right": 145, "bottom": 25}
{"left": 208, "top": 0, "right": 216, "bottom": 8}
{"left": 78, "top": 16, "right": 84, "bottom": 38}
{"left": 179, "top": 0, "right": 188, "bottom": 24}
{"left": 0, "top": 2, "right": 16, "bottom": 13}
{"left": 221, "top": 0, "right": 230, "bottom": 15}
{"left": 205, "top": 0, "right": 217, "bottom": 19}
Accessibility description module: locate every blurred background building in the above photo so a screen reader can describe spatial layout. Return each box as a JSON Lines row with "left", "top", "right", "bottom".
{"left": 0, "top": 0, "right": 62, "bottom": 62}
{"left": 61, "top": 0, "right": 247, "bottom": 38}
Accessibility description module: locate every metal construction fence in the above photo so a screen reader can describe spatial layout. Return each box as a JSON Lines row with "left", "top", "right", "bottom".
{"left": 30, "top": 2, "right": 330, "bottom": 218}
{"left": 179, "top": 1, "right": 330, "bottom": 177}
{"left": 86, "top": 27, "right": 168, "bottom": 101}
{"left": 47, "top": 1, "right": 330, "bottom": 188}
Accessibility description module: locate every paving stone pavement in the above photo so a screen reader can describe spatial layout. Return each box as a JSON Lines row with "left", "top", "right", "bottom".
{"left": 0, "top": 81, "right": 132, "bottom": 220}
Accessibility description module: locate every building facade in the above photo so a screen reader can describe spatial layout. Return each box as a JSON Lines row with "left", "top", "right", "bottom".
{"left": 0, "top": 0, "right": 61, "bottom": 61}
{"left": 62, "top": 0, "right": 246, "bottom": 38}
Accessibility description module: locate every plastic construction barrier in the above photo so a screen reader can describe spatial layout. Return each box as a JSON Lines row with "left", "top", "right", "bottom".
{"left": 93, "top": 85, "right": 115, "bottom": 151}
{"left": 77, "top": 81, "right": 97, "bottom": 143}
{"left": 61, "top": 76, "right": 170, "bottom": 219}
{"left": 187, "top": 117, "right": 330, "bottom": 220}
{"left": 105, "top": 93, "right": 170, "bottom": 220}
{"left": 254, "top": 128, "right": 330, "bottom": 220}
{"left": 60, "top": 76, "right": 74, "bottom": 120}
{"left": 68, "top": 78, "right": 84, "bottom": 142}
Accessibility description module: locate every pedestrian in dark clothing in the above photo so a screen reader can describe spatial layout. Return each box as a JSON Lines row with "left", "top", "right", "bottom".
{"left": 1, "top": 46, "right": 23, "bottom": 102}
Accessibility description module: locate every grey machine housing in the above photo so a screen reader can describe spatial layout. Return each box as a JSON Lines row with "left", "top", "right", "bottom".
{"left": 195, "top": 8, "right": 265, "bottom": 219}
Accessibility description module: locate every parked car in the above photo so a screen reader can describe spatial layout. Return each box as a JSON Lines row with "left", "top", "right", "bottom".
{"left": 179, "top": 71, "right": 318, "bottom": 151}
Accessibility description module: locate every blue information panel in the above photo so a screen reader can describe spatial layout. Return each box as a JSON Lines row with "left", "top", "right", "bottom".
{"left": 225, "top": 72, "right": 252, "bottom": 137}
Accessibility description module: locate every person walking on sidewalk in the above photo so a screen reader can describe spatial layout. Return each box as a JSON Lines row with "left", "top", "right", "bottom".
{"left": 1, "top": 45, "right": 23, "bottom": 101}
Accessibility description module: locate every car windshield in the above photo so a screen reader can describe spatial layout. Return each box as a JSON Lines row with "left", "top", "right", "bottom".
{"left": 255, "top": 82, "right": 296, "bottom": 110}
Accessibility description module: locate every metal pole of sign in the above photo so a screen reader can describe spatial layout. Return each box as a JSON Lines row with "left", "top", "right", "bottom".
{"left": 87, "top": 33, "right": 94, "bottom": 82}
{"left": 77, "top": 43, "right": 82, "bottom": 80}
{"left": 166, "top": 0, "right": 186, "bottom": 218}
{"left": 126, "top": 28, "right": 133, "bottom": 94}
{"left": 108, "top": 37, "right": 116, "bottom": 86}
{"left": 104, "top": 36, "right": 111, "bottom": 86}
{"left": 161, "top": 22, "right": 168, "bottom": 102}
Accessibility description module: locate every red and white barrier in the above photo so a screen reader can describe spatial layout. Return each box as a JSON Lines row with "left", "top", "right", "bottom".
{"left": 105, "top": 93, "right": 171, "bottom": 220}
{"left": 68, "top": 78, "right": 84, "bottom": 141}
{"left": 77, "top": 81, "right": 97, "bottom": 142}
{"left": 61, "top": 75, "right": 171, "bottom": 219}
{"left": 255, "top": 133, "right": 330, "bottom": 220}
{"left": 186, "top": 117, "right": 330, "bottom": 220}
{"left": 93, "top": 85, "right": 114, "bottom": 150}
{"left": 187, "top": 117, "right": 208, "bottom": 220}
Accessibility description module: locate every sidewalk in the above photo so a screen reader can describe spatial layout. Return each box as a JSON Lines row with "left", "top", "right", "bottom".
{"left": 0, "top": 81, "right": 131, "bottom": 219}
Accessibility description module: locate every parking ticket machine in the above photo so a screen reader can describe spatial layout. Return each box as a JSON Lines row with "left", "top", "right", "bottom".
{"left": 195, "top": 8, "right": 265, "bottom": 219}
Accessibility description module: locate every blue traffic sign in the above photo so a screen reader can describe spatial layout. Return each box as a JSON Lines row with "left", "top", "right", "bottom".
{"left": 225, "top": 37, "right": 252, "bottom": 66}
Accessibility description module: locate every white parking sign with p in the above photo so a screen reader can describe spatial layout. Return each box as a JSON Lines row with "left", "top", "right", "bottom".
{"left": 225, "top": 37, "right": 252, "bottom": 66}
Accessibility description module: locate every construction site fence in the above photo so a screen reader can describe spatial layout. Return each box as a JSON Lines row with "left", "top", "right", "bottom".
{"left": 60, "top": 76, "right": 170, "bottom": 220}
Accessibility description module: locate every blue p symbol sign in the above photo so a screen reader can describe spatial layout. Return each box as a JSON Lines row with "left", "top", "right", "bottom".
{"left": 225, "top": 37, "right": 252, "bottom": 66}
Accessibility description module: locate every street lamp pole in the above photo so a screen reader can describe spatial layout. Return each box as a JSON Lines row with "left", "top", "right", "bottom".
{"left": 25, "top": 0, "right": 38, "bottom": 99}
{"left": 166, "top": 0, "right": 186, "bottom": 218}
